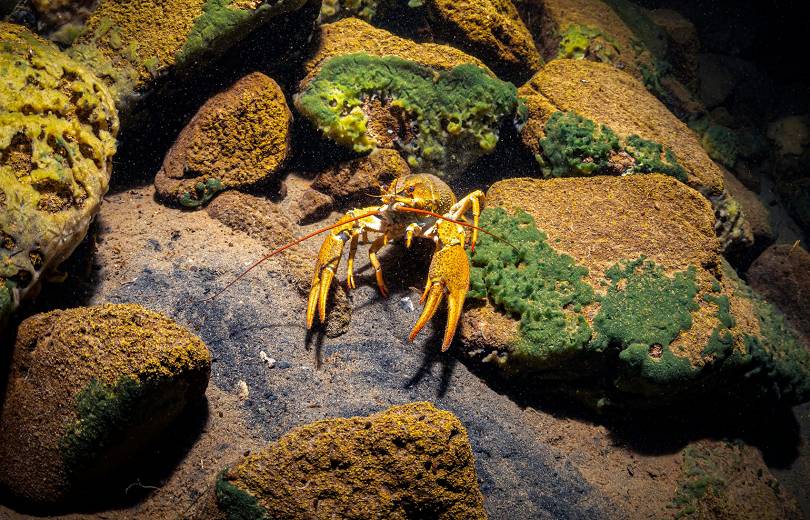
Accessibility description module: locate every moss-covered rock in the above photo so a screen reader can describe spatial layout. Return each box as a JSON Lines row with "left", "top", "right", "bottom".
{"left": 320, "top": 0, "right": 379, "bottom": 22}
{"left": 460, "top": 176, "right": 810, "bottom": 406}
{"left": 0, "top": 23, "right": 118, "bottom": 330}
{"left": 215, "top": 402, "right": 486, "bottom": 519}
{"left": 296, "top": 52, "right": 523, "bottom": 177}
{"left": 154, "top": 72, "right": 291, "bottom": 208}
{"left": 669, "top": 441, "right": 802, "bottom": 519}
{"left": 701, "top": 124, "right": 739, "bottom": 168}
{"left": 0, "top": 304, "right": 211, "bottom": 506}
{"left": 66, "top": 0, "right": 315, "bottom": 112}
{"left": 518, "top": 59, "right": 751, "bottom": 251}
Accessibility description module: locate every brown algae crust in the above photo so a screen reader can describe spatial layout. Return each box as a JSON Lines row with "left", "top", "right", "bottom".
{"left": 0, "top": 22, "right": 118, "bottom": 319}
{"left": 217, "top": 402, "right": 487, "bottom": 519}
{"left": 302, "top": 17, "right": 493, "bottom": 87}
{"left": 519, "top": 59, "right": 724, "bottom": 196}
{"left": 0, "top": 304, "right": 211, "bottom": 503}
{"left": 155, "top": 72, "right": 292, "bottom": 207}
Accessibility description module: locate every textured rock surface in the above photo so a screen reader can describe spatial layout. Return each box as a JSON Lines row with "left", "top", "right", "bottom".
{"left": 646, "top": 8, "right": 699, "bottom": 89}
{"left": 312, "top": 149, "right": 411, "bottom": 206}
{"left": 0, "top": 304, "right": 211, "bottom": 505}
{"left": 296, "top": 52, "right": 522, "bottom": 177}
{"left": 0, "top": 23, "right": 118, "bottom": 330}
{"left": 154, "top": 72, "right": 291, "bottom": 208}
{"left": 518, "top": 59, "right": 751, "bottom": 250}
{"left": 460, "top": 175, "right": 810, "bottom": 406}
{"left": 215, "top": 402, "right": 487, "bottom": 519}
{"left": 748, "top": 244, "right": 810, "bottom": 343}
{"left": 721, "top": 167, "right": 773, "bottom": 264}
{"left": 421, "top": 0, "right": 542, "bottom": 83}
{"left": 66, "top": 0, "right": 315, "bottom": 112}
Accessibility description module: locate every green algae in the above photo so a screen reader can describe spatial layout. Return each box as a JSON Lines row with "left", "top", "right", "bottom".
{"left": 701, "top": 125, "right": 739, "bottom": 168}
{"left": 558, "top": 24, "right": 621, "bottom": 63}
{"left": 670, "top": 444, "right": 727, "bottom": 518}
{"left": 60, "top": 376, "right": 146, "bottom": 473}
{"left": 216, "top": 471, "right": 270, "bottom": 520}
{"left": 295, "top": 53, "right": 521, "bottom": 174}
{"left": 537, "top": 111, "right": 687, "bottom": 181}
{"left": 178, "top": 0, "right": 266, "bottom": 64}
{"left": 179, "top": 177, "right": 223, "bottom": 208}
{"left": 469, "top": 208, "right": 595, "bottom": 369}
{"left": 0, "top": 282, "right": 12, "bottom": 331}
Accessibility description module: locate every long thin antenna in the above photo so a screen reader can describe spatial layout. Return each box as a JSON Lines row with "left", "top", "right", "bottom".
{"left": 197, "top": 210, "right": 381, "bottom": 303}
{"left": 396, "top": 207, "right": 519, "bottom": 251}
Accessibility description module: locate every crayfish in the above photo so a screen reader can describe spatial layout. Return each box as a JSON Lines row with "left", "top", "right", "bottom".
{"left": 207, "top": 174, "right": 488, "bottom": 351}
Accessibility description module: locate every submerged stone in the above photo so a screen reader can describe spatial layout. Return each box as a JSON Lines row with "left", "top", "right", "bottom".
{"left": 215, "top": 402, "right": 487, "bottom": 519}
{"left": 0, "top": 23, "right": 118, "bottom": 331}
{"left": 154, "top": 72, "right": 292, "bottom": 208}
{"left": 0, "top": 304, "right": 211, "bottom": 506}
{"left": 460, "top": 176, "right": 810, "bottom": 407}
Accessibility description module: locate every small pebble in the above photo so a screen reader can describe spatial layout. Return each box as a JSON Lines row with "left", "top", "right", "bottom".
{"left": 236, "top": 380, "right": 249, "bottom": 400}
{"left": 259, "top": 350, "right": 276, "bottom": 368}
{"left": 400, "top": 296, "right": 415, "bottom": 312}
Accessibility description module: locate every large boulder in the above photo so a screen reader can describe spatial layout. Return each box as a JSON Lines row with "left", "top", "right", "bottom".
{"left": 748, "top": 244, "right": 810, "bottom": 343}
{"left": 296, "top": 23, "right": 524, "bottom": 178}
{"left": 518, "top": 59, "right": 751, "bottom": 250}
{"left": 214, "top": 402, "right": 487, "bottom": 519}
{"left": 0, "top": 304, "right": 211, "bottom": 506}
{"left": 0, "top": 23, "right": 118, "bottom": 330}
{"left": 311, "top": 148, "right": 411, "bottom": 206}
{"left": 460, "top": 175, "right": 810, "bottom": 407}
{"left": 154, "top": 72, "right": 292, "bottom": 208}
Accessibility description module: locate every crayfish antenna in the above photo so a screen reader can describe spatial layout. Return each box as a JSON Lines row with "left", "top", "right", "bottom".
{"left": 196, "top": 210, "right": 381, "bottom": 304}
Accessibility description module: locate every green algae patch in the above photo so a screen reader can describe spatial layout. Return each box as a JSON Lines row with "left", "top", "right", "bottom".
{"left": 295, "top": 53, "right": 522, "bottom": 175}
{"left": 592, "top": 258, "right": 699, "bottom": 385}
{"left": 701, "top": 125, "right": 739, "bottom": 168}
{"left": 537, "top": 111, "right": 687, "bottom": 181}
{"left": 179, "top": 178, "right": 224, "bottom": 207}
{"left": 469, "top": 208, "right": 595, "bottom": 369}
{"left": 216, "top": 470, "right": 270, "bottom": 520}
{"left": 558, "top": 24, "right": 621, "bottom": 63}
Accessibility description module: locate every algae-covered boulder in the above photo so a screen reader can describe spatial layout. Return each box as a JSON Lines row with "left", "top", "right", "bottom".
{"left": 518, "top": 59, "right": 750, "bottom": 250}
{"left": 748, "top": 244, "right": 810, "bottom": 343}
{"left": 154, "top": 72, "right": 292, "bottom": 207}
{"left": 0, "top": 23, "right": 118, "bottom": 329}
{"left": 460, "top": 176, "right": 810, "bottom": 407}
{"left": 0, "top": 304, "right": 211, "bottom": 505}
{"left": 416, "top": 0, "right": 542, "bottom": 83}
{"left": 215, "top": 402, "right": 486, "bottom": 519}
{"left": 668, "top": 440, "right": 801, "bottom": 518}
{"left": 296, "top": 50, "right": 523, "bottom": 177}
{"left": 65, "top": 0, "right": 318, "bottom": 112}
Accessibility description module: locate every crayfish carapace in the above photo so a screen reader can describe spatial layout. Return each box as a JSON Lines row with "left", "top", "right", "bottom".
{"left": 205, "top": 174, "right": 489, "bottom": 351}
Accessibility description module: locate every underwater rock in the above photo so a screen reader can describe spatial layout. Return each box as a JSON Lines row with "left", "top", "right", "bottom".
{"left": 0, "top": 23, "right": 118, "bottom": 331}
{"left": 767, "top": 115, "right": 810, "bottom": 237}
{"left": 646, "top": 8, "right": 699, "bottom": 90}
{"left": 460, "top": 175, "right": 810, "bottom": 407}
{"left": 668, "top": 440, "right": 801, "bottom": 518}
{"left": 748, "top": 244, "right": 810, "bottom": 343}
{"left": 215, "top": 402, "right": 487, "bottom": 519}
{"left": 312, "top": 148, "right": 411, "bottom": 206}
{"left": 518, "top": 59, "right": 751, "bottom": 251}
{"left": 417, "top": 0, "right": 542, "bottom": 83}
{"left": 0, "top": 304, "right": 211, "bottom": 506}
{"left": 518, "top": 0, "right": 667, "bottom": 96}
{"left": 721, "top": 168, "right": 773, "bottom": 266}
{"left": 296, "top": 51, "right": 523, "bottom": 178}
{"left": 65, "top": 0, "right": 318, "bottom": 113}
{"left": 154, "top": 72, "right": 291, "bottom": 208}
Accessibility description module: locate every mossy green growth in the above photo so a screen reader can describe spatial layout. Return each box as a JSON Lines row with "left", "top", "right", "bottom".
{"left": 0, "top": 281, "right": 12, "bottom": 332}
{"left": 469, "top": 208, "right": 595, "bottom": 369}
{"left": 701, "top": 125, "right": 739, "bottom": 167}
{"left": 59, "top": 376, "right": 146, "bottom": 473}
{"left": 538, "top": 111, "right": 620, "bottom": 177}
{"left": 558, "top": 24, "right": 621, "bottom": 63}
{"left": 179, "top": 177, "right": 223, "bottom": 208}
{"left": 624, "top": 134, "right": 687, "bottom": 181}
{"left": 670, "top": 444, "right": 727, "bottom": 518}
{"left": 592, "top": 258, "right": 699, "bottom": 385}
{"left": 216, "top": 470, "right": 270, "bottom": 520}
{"left": 295, "top": 53, "right": 521, "bottom": 174}
{"left": 538, "top": 111, "right": 687, "bottom": 182}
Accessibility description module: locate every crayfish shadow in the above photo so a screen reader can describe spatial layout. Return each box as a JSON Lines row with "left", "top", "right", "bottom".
{"left": 454, "top": 355, "right": 803, "bottom": 467}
